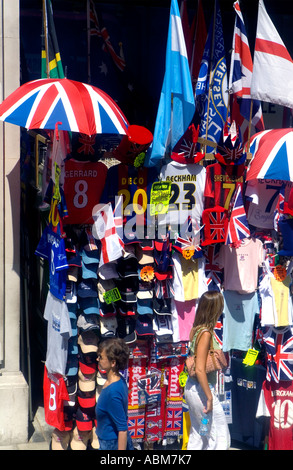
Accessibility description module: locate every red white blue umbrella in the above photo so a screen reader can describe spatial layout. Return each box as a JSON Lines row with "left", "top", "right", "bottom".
{"left": 0, "top": 78, "right": 129, "bottom": 136}
{"left": 246, "top": 128, "right": 293, "bottom": 182}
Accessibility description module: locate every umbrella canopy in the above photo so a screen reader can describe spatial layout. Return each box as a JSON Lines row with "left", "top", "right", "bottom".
{"left": 246, "top": 128, "right": 293, "bottom": 182}
{"left": 0, "top": 78, "right": 129, "bottom": 136}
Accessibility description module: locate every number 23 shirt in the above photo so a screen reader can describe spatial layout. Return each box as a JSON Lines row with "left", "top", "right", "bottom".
{"left": 159, "top": 160, "right": 206, "bottom": 232}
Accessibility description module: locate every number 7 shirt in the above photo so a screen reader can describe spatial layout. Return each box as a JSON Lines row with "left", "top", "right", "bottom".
{"left": 63, "top": 159, "right": 108, "bottom": 225}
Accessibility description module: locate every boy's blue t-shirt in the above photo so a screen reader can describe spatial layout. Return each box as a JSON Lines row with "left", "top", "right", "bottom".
{"left": 95, "top": 377, "right": 128, "bottom": 440}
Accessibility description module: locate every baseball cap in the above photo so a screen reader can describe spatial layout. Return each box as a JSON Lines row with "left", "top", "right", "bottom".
{"left": 100, "top": 316, "right": 118, "bottom": 338}
{"left": 66, "top": 281, "right": 77, "bottom": 303}
{"left": 75, "top": 409, "right": 94, "bottom": 432}
{"left": 98, "top": 261, "right": 120, "bottom": 280}
{"left": 135, "top": 315, "right": 154, "bottom": 336}
{"left": 65, "top": 354, "right": 79, "bottom": 377}
{"left": 70, "top": 426, "right": 91, "bottom": 449}
{"left": 81, "top": 259, "right": 99, "bottom": 279}
{"left": 77, "top": 279, "right": 98, "bottom": 298}
{"left": 99, "top": 301, "right": 117, "bottom": 317}
{"left": 78, "top": 297, "right": 99, "bottom": 315}
{"left": 78, "top": 330, "right": 98, "bottom": 354}
{"left": 153, "top": 297, "right": 172, "bottom": 315}
{"left": 51, "top": 428, "right": 71, "bottom": 450}
{"left": 78, "top": 349, "right": 97, "bottom": 375}
{"left": 77, "top": 388, "right": 96, "bottom": 408}
{"left": 77, "top": 313, "right": 100, "bottom": 333}
{"left": 117, "top": 317, "right": 137, "bottom": 344}
{"left": 137, "top": 297, "right": 153, "bottom": 315}
{"left": 117, "top": 257, "right": 138, "bottom": 278}
{"left": 67, "top": 266, "right": 79, "bottom": 283}
{"left": 136, "top": 245, "right": 154, "bottom": 265}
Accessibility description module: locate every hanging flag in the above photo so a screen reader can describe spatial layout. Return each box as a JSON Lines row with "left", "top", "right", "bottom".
{"left": 92, "top": 202, "right": 123, "bottom": 266}
{"left": 274, "top": 183, "right": 285, "bottom": 231}
{"left": 88, "top": 0, "right": 126, "bottom": 72}
{"left": 251, "top": 0, "right": 293, "bottom": 109}
{"left": 225, "top": 185, "right": 250, "bottom": 245}
{"left": 195, "top": 0, "right": 228, "bottom": 153}
{"left": 229, "top": 0, "right": 264, "bottom": 139}
{"left": 41, "top": 0, "right": 65, "bottom": 78}
{"left": 144, "top": 0, "right": 195, "bottom": 168}
{"left": 190, "top": 0, "right": 207, "bottom": 91}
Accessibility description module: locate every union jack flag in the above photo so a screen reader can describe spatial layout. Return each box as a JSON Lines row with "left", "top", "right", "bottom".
{"left": 264, "top": 326, "right": 293, "bottom": 382}
{"left": 228, "top": 0, "right": 264, "bottom": 140}
{"left": 214, "top": 315, "right": 224, "bottom": 347}
{"left": 202, "top": 207, "right": 229, "bottom": 246}
{"left": 128, "top": 413, "right": 145, "bottom": 439}
{"left": 165, "top": 405, "right": 182, "bottom": 432}
{"left": 225, "top": 185, "right": 250, "bottom": 245}
{"left": 171, "top": 124, "right": 204, "bottom": 164}
{"left": 274, "top": 184, "right": 285, "bottom": 231}
{"left": 89, "top": 0, "right": 126, "bottom": 72}
{"left": 203, "top": 245, "right": 223, "bottom": 288}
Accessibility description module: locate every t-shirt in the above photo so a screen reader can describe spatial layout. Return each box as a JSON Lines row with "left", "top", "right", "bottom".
{"left": 63, "top": 159, "right": 108, "bottom": 225}
{"left": 218, "top": 238, "right": 264, "bottom": 294}
{"left": 100, "top": 163, "right": 159, "bottom": 241}
{"left": 43, "top": 365, "right": 69, "bottom": 431}
{"left": 256, "top": 379, "right": 293, "bottom": 450}
{"left": 204, "top": 162, "right": 245, "bottom": 210}
{"left": 158, "top": 161, "right": 206, "bottom": 235}
{"left": 263, "top": 326, "right": 293, "bottom": 383}
{"left": 222, "top": 290, "right": 259, "bottom": 352}
{"left": 35, "top": 225, "right": 69, "bottom": 300}
{"left": 172, "top": 252, "right": 208, "bottom": 302}
{"left": 43, "top": 291, "right": 72, "bottom": 375}
{"left": 245, "top": 179, "right": 292, "bottom": 229}
{"left": 95, "top": 377, "right": 129, "bottom": 440}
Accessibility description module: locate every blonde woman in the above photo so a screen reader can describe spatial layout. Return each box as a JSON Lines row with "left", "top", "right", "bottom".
{"left": 185, "top": 290, "right": 230, "bottom": 450}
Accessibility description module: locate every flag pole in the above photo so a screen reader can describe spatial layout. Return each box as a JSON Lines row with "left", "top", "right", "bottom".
{"left": 42, "top": 0, "right": 49, "bottom": 77}
{"left": 246, "top": 99, "right": 253, "bottom": 160}
{"left": 87, "top": 0, "right": 91, "bottom": 84}
{"left": 204, "top": 0, "right": 216, "bottom": 153}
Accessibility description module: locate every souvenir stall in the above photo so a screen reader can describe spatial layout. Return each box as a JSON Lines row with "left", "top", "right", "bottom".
{"left": 21, "top": 109, "right": 290, "bottom": 451}
{"left": 4, "top": 0, "right": 293, "bottom": 452}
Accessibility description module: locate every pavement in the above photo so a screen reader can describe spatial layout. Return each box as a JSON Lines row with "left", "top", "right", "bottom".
{"left": 0, "top": 406, "right": 251, "bottom": 451}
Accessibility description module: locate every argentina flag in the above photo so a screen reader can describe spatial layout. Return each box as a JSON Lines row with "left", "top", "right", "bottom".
{"left": 196, "top": 0, "right": 228, "bottom": 153}
{"left": 145, "top": 0, "right": 195, "bottom": 167}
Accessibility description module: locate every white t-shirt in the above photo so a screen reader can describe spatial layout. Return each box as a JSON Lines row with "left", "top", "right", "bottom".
{"left": 245, "top": 179, "right": 292, "bottom": 229}
{"left": 44, "top": 291, "right": 72, "bottom": 375}
{"left": 158, "top": 161, "right": 206, "bottom": 236}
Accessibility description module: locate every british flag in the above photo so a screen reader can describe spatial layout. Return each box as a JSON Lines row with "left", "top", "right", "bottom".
{"left": 225, "top": 184, "right": 250, "bottom": 245}
{"left": 202, "top": 207, "right": 229, "bottom": 246}
{"left": 229, "top": 0, "right": 264, "bottom": 140}
{"left": 203, "top": 245, "right": 223, "bottom": 288}
{"left": 165, "top": 404, "right": 182, "bottom": 433}
{"left": 128, "top": 412, "right": 145, "bottom": 439}
{"left": 264, "top": 327, "right": 293, "bottom": 383}
{"left": 89, "top": 0, "right": 126, "bottom": 72}
{"left": 274, "top": 184, "right": 285, "bottom": 231}
{"left": 214, "top": 315, "right": 224, "bottom": 347}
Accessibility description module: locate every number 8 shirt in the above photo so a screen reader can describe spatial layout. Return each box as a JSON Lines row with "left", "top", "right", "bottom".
{"left": 256, "top": 379, "right": 293, "bottom": 450}
{"left": 63, "top": 159, "right": 108, "bottom": 225}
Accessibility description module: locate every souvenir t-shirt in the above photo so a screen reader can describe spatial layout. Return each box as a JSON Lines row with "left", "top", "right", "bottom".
{"left": 172, "top": 252, "right": 208, "bottom": 302}
{"left": 35, "top": 225, "right": 68, "bottom": 300}
{"left": 222, "top": 290, "right": 259, "bottom": 352}
{"left": 43, "top": 365, "right": 69, "bottom": 431}
{"left": 44, "top": 291, "right": 72, "bottom": 375}
{"left": 159, "top": 161, "right": 206, "bottom": 235}
{"left": 256, "top": 379, "right": 293, "bottom": 450}
{"left": 204, "top": 162, "right": 245, "bottom": 210}
{"left": 245, "top": 179, "right": 292, "bottom": 229}
{"left": 218, "top": 238, "right": 264, "bottom": 294}
{"left": 63, "top": 159, "right": 108, "bottom": 225}
{"left": 100, "top": 163, "right": 159, "bottom": 242}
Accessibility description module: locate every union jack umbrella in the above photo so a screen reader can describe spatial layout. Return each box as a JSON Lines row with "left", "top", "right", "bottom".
{"left": 0, "top": 78, "right": 129, "bottom": 136}
{"left": 246, "top": 128, "right": 293, "bottom": 182}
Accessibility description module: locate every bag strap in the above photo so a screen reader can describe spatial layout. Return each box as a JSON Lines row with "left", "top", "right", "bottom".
{"left": 193, "top": 328, "right": 213, "bottom": 359}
